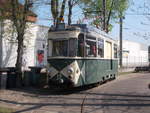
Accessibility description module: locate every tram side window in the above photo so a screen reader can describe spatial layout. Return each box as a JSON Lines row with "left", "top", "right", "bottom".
{"left": 98, "top": 39, "right": 104, "bottom": 57}
{"left": 78, "top": 34, "right": 84, "bottom": 57}
{"left": 52, "top": 40, "right": 68, "bottom": 56}
{"left": 114, "top": 44, "right": 118, "bottom": 58}
{"left": 86, "top": 40, "right": 97, "bottom": 57}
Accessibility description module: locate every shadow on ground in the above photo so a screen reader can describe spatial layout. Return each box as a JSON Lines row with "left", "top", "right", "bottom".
{"left": 8, "top": 84, "right": 97, "bottom": 95}
{"left": 1, "top": 91, "right": 150, "bottom": 113}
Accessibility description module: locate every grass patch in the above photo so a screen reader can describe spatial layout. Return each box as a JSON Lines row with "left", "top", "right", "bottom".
{"left": 0, "top": 106, "right": 15, "bottom": 113}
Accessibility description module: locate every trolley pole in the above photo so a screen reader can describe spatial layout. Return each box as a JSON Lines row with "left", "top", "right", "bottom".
{"left": 119, "top": 17, "right": 123, "bottom": 68}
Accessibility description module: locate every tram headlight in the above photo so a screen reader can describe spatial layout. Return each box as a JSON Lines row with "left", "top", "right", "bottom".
{"left": 67, "top": 67, "right": 74, "bottom": 75}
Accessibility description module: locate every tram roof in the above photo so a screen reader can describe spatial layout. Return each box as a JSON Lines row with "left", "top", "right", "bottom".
{"left": 49, "top": 23, "right": 116, "bottom": 42}
{"left": 71, "top": 24, "right": 115, "bottom": 41}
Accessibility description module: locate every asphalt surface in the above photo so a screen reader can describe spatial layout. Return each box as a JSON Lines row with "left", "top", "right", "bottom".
{"left": 1, "top": 72, "right": 150, "bottom": 113}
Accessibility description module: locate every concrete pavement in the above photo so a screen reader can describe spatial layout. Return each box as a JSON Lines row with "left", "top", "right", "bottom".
{"left": 0, "top": 72, "right": 150, "bottom": 113}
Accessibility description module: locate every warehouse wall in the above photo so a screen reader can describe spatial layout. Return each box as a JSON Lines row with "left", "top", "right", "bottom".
{"left": 122, "top": 40, "right": 149, "bottom": 68}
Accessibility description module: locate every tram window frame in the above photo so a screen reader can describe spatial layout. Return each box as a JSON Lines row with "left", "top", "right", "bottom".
{"left": 86, "top": 36, "right": 97, "bottom": 57}
{"left": 114, "top": 44, "right": 118, "bottom": 58}
{"left": 68, "top": 38, "right": 77, "bottom": 57}
{"left": 97, "top": 38, "right": 104, "bottom": 58}
{"left": 51, "top": 38, "right": 77, "bottom": 57}
{"left": 78, "top": 34, "right": 85, "bottom": 57}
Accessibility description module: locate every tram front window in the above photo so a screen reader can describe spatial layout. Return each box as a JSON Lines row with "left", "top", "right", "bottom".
{"left": 52, "top": 39, "right": 77, "bottom": 57}
{"left": 52, "top": 40, "right": 68, "bottom": 56}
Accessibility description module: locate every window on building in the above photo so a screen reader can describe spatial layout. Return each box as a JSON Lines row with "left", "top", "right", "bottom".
{"left": 98, "top": 39, "right": 104, "bottom": 57}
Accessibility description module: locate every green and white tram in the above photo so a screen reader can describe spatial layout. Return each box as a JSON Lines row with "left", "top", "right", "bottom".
{"left": 47, "top": 24, "right": 118, "bottom": 88}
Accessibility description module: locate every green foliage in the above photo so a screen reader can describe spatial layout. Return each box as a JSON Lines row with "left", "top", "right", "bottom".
{"left": 80, "top": 0, "right": 129, "bottom": 32}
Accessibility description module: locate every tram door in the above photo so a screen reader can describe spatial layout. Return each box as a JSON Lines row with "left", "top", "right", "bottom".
{"left": 105, "top": 41, "right": 112, "bottom": 59}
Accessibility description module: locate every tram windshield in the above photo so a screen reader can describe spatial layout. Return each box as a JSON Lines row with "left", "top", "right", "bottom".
{"left": 52, "top": 39, "right": 77, "bottom": 57}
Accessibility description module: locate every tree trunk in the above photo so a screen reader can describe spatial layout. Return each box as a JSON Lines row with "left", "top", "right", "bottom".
{"left": 51, "top": 0, "right": 59, "bottom": 26}
{"left": 15, "top": 34, "right": 24, "bottom": 87}
{"left": 0, "top": 20, "right": 3, "bottom": 68}
{"left": 106, "top": 0, "right": 114, "bottom": 33}
{"left": 56, "top": 0, "right": 67, "bottom": 25}
{"left": 68, "top": 0, "right": 73, "bottom": 25}
{"left": 102, "top": 0, "right": 106, "bottom": 31}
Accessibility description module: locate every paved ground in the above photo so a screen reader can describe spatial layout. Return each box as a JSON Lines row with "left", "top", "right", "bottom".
{"left": 0, "top": 72, "right": 150, "bottom": 113}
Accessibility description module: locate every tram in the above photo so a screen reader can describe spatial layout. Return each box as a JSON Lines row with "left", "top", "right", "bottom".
{"left": 47, "top": 23, "right": 118, "bottom": 88}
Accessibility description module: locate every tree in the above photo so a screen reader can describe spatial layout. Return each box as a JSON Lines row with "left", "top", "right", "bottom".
{"left": 51, "top": 0, "right": 67, "bottom": 26}
{"left": 0, "top": 0, "right": 6, "bottom": 68}
{"left": 68, "top": 0, "right": 80, "bottom": 25}
{"left": 50, "top": 0, "right": 80, "bottom": 26}
{"left": 80, "top": 0, "right": 129, "bottom": 32}
{"left": 0, "top": 0, "right": 37, "bottom": 87}
{"left": 51, "top": 0, "right": 59, "bottom": 25}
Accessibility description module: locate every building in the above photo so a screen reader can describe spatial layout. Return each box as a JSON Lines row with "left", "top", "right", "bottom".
{"left": 1, "top": 21, "right": 49, "bottom": 69}
{"left": 0, "top": 1, "right": 49, "bottom": 69}
{"left": 122, "top": 40, "right": 149, "bottom": 68}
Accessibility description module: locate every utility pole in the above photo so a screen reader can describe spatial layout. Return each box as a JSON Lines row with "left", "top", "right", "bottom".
{"left": 119, "top": 17, "right": 123, "bottom": 68}
{"left": 102, "top": 0, "right": 106, "bottom": 31}
{"left": 148, "top": 46, "right": 150, "bottom": 67}
{"left": 0, "top": 16, "right": 3, "bottom": 68}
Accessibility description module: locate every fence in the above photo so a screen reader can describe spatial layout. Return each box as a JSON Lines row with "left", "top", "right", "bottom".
{"left": 122, "top": 56, "right": 149, "bottom": 68}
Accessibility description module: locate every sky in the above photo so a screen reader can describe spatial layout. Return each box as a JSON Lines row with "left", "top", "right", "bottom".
{"left": 110, "top": 0, "right": 150, "bottom": 46}
{"left": 34, "top": 0, "right": 150, "bottom": 46}
{"left": 34, "top": 1, "right": 84, "bottom": 26}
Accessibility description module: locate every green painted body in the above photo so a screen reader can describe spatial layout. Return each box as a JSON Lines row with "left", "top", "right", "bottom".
{"left": 48, "top": 58, "right": 118, "bottom": 87}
